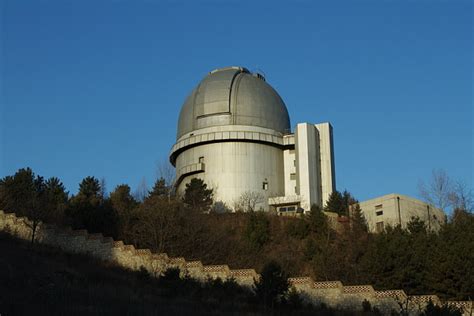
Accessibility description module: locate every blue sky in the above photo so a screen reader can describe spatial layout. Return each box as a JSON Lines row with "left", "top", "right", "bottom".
{"left": 1, "top": 0, "right": 472, "bottom": 202}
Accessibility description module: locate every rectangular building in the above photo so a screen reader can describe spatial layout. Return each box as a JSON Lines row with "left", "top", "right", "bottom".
{"left": 358, "top": 193, "right": 446, "bottom": 233}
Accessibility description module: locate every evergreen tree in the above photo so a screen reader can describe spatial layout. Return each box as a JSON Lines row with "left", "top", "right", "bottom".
{"left": 0, "top": 168, "right": 68, "bottom": 242}
{"left": 0, "top": 167, "right": 37, "bottom": 215}
{"left": 110, "top": 184, "right": 137, "bottom": 211}
{"left": 244, "top": 211, "right": 270, "bottom": 250}
{"left": 254, "top": 261, "right": 289, "bottom": 310}
{"left": 350, "top": 203, "right": 368, "bottom": 234}
{"left": 323, "top": 190, "right": 358, "bottom": 216}
{"left": 43, "top": 177, "right": 69, "bottom": 223}
{"left": 342, "top": 190, "right": 358, "bottom": 215}
{"left": 407, "top": 216, "right": 427, "bottom": 235}
{"left": 182, "top": 178, "right": 213, "bottom": 212}
{"left": 307, "top": 204, "right": 329, "bottom": 235}
{"left": 78, "top": 176, "right": 102, "bottom": 200}
{"left": 148, "top": 177, "right": 169, "bottom": 200}
{"left": 67, "top": 176, "right": 118, "bottom": 237}
{"left": 110, "top": 184, "right": 138, "bottom": 240}
{"left": 324, "top": 190, "right": 345, "bottom": 215}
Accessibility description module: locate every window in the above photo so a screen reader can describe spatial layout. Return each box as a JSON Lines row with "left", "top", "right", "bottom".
{"left": 375, "top": 204, "right": 383, "bottom": 209}
{"left": 262, "top": 182, "right": 268, "bottom": 190}
{"left": 376, "top": 210, "right": 383, "bottom": 216}
{"left": 279, "top": 206, "right": 297, "bottom": 213}
{"left": 376, "top": 221, "right": 384, "bottom": 233}
{"left": 199, "top": 156, "right": 204, "bottom": 163}
{"left": 290, "top": 173, "right": 296, "bottom": 180}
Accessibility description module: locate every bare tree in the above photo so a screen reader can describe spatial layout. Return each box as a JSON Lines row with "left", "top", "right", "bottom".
{"left": 134, "top": 177, "right": 148, "bottom": 202}
{"left": 419, "top": 169, "right": 473, "bottom": 216}
{"left": 449, "top": 180, "right": 473, "bottom": 212}
{"left": 234, "top": 191, "right": 265, "bottom": 212}
{"left": 156, "top": 160, "right": 176, "bottom": 188}
{"left": 100, "top": 177, "right": 108, "bottom": 199}
{"left": 418, "top": 169, "right": 453, "bottom": 211}
{"left": 134, "top": 198, "right": 178, "bottom": 253}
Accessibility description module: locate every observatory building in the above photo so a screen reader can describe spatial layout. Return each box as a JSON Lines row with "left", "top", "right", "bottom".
{"left": 169, "top": 66, "right": 335, "bottom": 212}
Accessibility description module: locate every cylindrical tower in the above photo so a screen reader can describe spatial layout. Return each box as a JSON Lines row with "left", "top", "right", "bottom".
{"left": 169, "top": 66, "right": 291, "bottom": 210}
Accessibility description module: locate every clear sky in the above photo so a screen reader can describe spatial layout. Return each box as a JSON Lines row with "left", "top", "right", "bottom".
{"left": 1, "top": 0, "right": 472, "bottom": 202}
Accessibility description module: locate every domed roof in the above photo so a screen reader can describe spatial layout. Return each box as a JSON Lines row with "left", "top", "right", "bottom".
{"left": 177, "top": 66, "right": 291, "bottom": 139}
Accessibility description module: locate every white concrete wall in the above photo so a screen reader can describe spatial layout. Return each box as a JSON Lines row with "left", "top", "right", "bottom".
{"left": 314, "top": 122, "right": 335, "bottom": 208}
{"left": 359, "top": 194, "right": 446, "bottom": 232}
{"left": 283, "top": 148, "right": 296, "bottom": 196}
{"left": 175, "top": 141, "right": 285, "bottom": 211}
{"left": 295, "top": 123, "right": 321, "bottom": 211}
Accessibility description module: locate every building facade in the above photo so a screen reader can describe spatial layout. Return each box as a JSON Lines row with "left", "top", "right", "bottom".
{"left": 169, "top": 66, "right": 335, "bottom": 212}
{"left": 358, "top": 193, "right": 446, "bottom": 233}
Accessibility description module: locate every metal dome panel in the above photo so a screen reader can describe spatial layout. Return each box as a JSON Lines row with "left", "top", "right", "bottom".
{"left": 176, "top": 67, "right": 291, "bottom": 139}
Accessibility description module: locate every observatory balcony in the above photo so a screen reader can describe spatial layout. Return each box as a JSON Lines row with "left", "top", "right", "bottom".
{"left": 169, "top": 125, "right": 294, "bottom": 166}
{"left": 268, "top": 195, "right": 302, "bottom": 206}
{"left": 176, "top": 162, "right": 205, "bottom": 187}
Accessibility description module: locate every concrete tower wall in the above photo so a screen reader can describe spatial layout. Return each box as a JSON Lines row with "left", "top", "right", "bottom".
{"left": 283, "top": 148, "right": 296, "bottom": 196}
{"left": 315, "top": 122, "right": 336, "bottom": 207}
{"left": 175, "top": 141, "right": 285, "bottom": 210}
{"left": 295, "top": 123, "right": 322, "bottom": 210}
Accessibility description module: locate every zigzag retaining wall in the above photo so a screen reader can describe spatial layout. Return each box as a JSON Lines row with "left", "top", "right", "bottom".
{"left": 0, "top": 210, "right": 471, "bottom": 315}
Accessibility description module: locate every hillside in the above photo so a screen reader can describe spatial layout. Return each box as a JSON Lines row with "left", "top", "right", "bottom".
{"left": 3, "top": 232, "right": 379, "bottom": 316}
{"left": 0, "top": 232, "right": 258, "bottom": 315}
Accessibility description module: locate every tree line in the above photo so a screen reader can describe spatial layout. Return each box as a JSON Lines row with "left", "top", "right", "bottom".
{"left": 0, "top": 167, "right": 473, "bottom": 301}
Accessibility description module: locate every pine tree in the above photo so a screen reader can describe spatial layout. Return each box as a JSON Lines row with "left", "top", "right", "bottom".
{"left": 67, "top": 176, "right": 118, "bottom": 237}
{"left": 110, "top": 184, "right": 138, "bottom": 240}
{"left": 244, "top": 211, "right": 270, "bottom": 250}
{"left": 78, "top": 176, "right": 102, "bottom": 200}
{"left": 307, "top": 204, "right": 329, "bottom": 235}
{"left": 0, "top": 167, "right": 37, "bottom": 215}
{"left": 148, "top": 177, "right": 169, "bottom": 200}
{"left": 182, "top": 178, "right": 213, "bottom": 212}
{"left": 43, "top": 177, "right": 69, "bottom": 223}
{"left": 254, "top": 261, "right": 289, "bottom": 310}
{"left": 342, "top": 190, "right": 358, "bottom": 215}
{"left": 350, "top": 203, "right": 368, "bottom": 234}
{"left": 0, "top": 168, "right": 67, "bottom": 242}
{"left": 110, "top": 184, "right": 137, "bottom": 214}
{"left": 324, "top": 191, "right": 345, "bottom": 215}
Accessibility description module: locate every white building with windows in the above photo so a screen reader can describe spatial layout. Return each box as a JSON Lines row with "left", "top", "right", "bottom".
{"left": 169, "top": 66, "right": 336, "bottom": 212}
{"left": 358, "top": 193, "right": 446, "bottom": 232}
